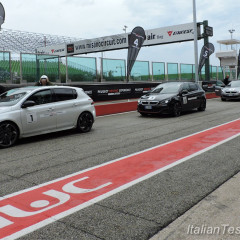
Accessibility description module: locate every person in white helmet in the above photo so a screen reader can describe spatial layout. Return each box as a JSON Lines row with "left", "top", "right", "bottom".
{"left": 35, "top": 75, "right": 52, "bottom": 86}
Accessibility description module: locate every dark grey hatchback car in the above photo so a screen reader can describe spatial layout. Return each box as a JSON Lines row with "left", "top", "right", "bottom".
{"left": 137, "top": 82, "right": 206, "bottom": 117}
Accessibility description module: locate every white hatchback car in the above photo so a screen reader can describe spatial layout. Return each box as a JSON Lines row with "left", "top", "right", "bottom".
{"left": 0, "top": 86, "right": 96, "bottom": 148}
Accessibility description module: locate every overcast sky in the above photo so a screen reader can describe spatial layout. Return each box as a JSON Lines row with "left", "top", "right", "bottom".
{"left": 1, "top": 0, "right": 240, "bottom": 66}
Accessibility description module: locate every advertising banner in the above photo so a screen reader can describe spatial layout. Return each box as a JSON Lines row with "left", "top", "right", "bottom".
{"left": 36, "top": 23, "right": 198, "bottom": 57}
{"left": 198, "top": 42, "right": 215, "bottom": 74}
{"left": 71, "top": 34, "right": 128, "bottom": 55}
{"left": 127, "top": 27, "right": 146, "bottom": 81}
{"left": 36, "top": 44, "right": 66, "bottom": 55}
{"left": 96, "top": 88, "right": 131, "bottom": 97}
{"left": 67, "top": 83, "right": 159, "bottom": 101}
{"left": 143, "top": 22, "right": 195, "bottom": 46}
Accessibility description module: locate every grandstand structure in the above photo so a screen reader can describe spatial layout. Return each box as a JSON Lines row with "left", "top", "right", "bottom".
{"left": 0, "top": 28, "right": 81, "bottom": 53}
{"left": 0, "top": 28, "right": 99, "bottom": 83}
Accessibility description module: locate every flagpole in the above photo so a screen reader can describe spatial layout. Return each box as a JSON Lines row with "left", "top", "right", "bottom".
{"left": 193, "top": 0, "right": 199, "bottom": 83}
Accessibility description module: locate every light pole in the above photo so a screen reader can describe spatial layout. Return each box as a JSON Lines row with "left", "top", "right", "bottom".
{"left": 228, "top": 29, "right": 235, "bottom": 39}
{"left": 123, "top": 25, "right": 128, "bottom": 33}
{"left": 229, "top": 29, "right": 235, "bottom": 50}
{"left": 193, "top": 0, "right": 199, "bottom": 83}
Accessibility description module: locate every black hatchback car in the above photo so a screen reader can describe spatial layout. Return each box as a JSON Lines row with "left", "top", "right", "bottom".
{"left": 137, "top": 82, "right": 206, "bottom": 117}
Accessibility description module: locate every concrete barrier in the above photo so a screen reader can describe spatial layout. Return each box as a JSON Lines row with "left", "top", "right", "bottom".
{"left": 95, "top": 93, "right": 219, "bottom": 116}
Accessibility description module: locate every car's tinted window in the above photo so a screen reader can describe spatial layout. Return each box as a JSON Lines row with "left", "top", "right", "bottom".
{"left": 28, "top": 90, "right": 52, "bottom": 105}
{"left": 216, "top": 80, "right": 224, "bottom": 86}
{"left": 189, "top": 83, "right": 198, "bottom": 91}
{"left": 182, "top": 83, "right": 190, "bottom": 92}
{"left": 53, "top": 88, "right": 77, "bottom": 102}
{"left": 152, "top": 83, "right": 182, "bottom": 94}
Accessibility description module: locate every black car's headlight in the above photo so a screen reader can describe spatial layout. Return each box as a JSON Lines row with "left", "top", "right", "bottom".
{"left": 160, "top": 99, "right": 170, "bottom": 105}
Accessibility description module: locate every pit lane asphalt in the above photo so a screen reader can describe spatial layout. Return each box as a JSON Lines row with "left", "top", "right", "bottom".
{"left": 1, "top": 98, "right": 240, "bottom": 240}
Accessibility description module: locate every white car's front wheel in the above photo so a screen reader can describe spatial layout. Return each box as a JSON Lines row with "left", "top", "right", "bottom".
{"left": 0, "top": 122, "right": 19, "bottom": 148}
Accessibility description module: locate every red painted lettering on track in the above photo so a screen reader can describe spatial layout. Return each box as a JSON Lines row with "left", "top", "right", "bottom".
{"left": 1, "top": 119, "right": 240, "bottom": 239}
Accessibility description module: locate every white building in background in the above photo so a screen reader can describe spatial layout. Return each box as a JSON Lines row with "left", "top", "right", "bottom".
{"left": 215, "top": 39, "right": 240, "bottom": 80}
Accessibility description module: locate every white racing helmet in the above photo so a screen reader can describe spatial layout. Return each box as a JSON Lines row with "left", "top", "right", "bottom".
{"left": 40, "top": 75, "right": 48, "bottom": 79}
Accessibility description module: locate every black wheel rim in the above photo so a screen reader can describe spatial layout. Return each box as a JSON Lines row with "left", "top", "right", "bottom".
{"left": 201, "top": 101, "right": 206, "bottom": 109}
{"left": 0, "top": 123, "right": 18, "bottom": 147}
{"left": 79, "top": 113, "right": 93, "bottom": 132}
{"left": 173, "top": 103, "right": 181, "bottom": 116}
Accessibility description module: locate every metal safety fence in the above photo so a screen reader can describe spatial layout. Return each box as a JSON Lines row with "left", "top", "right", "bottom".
{"left": 0, "top": 51, "right": 223, "bottom": 84}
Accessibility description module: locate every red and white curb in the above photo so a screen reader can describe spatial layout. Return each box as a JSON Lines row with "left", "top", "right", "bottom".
{"left": 0, "top": 118, "right": 240, "bottom": 239}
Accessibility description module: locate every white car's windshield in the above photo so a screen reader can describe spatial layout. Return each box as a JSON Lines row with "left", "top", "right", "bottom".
{"left": 228, "top": 81, "right": 240, "bottom": 88}
{"left": 152, "top": 83, "right": 182, "bottom": 94}
{"left": 0, "top": 89, "right": 28, "bottom": 106}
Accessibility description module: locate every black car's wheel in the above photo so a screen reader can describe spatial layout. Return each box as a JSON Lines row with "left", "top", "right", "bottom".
{"left": 0, "top": 122, "right": 19, "bottom": 148}
{"left": 140, "top": 112, "right": 148, "bottom": 117}
{"left": 198, "top": 99, "right": 206, "bottom": 111}
{"left": 77, "top": 112, "right": 93, "bottom": 133}
{"left": 172, "top": 102, "right": 181, "bottom": 117}
{"left": 221, "top": 97, "right": 226, "bottom": 101}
